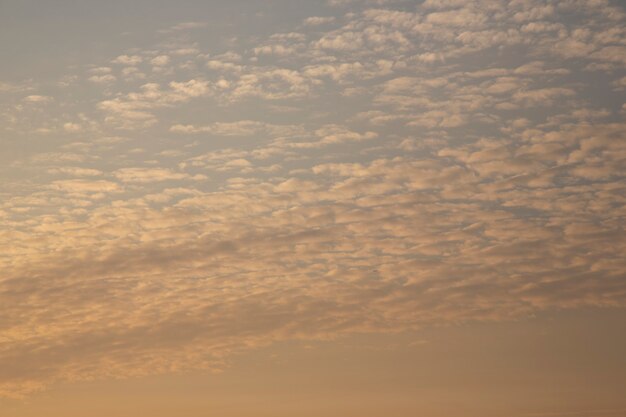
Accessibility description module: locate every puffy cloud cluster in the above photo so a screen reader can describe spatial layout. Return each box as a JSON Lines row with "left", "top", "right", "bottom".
{"left": 0, "top": 0, "right": 625, "bottom": 399}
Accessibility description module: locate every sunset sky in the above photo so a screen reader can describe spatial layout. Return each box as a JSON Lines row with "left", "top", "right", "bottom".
{"left": 1, "top": 0, "right": 625, "bottom": 416}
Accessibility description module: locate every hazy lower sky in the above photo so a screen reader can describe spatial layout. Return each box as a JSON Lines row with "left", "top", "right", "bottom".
{"left": 1, "top": 0, "right": 625, "bottom": 416}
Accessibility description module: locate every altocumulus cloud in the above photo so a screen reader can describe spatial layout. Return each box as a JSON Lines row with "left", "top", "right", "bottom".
{"left": 0, "top": 0, "right": 625, "bottom": 398}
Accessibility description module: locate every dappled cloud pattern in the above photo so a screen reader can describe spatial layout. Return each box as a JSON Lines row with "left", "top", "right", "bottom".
{"left": 1, "top": 0, "right": 625, "bottom": 398}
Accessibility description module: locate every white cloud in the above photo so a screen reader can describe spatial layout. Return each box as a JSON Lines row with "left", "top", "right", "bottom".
{"left": 151, "top": 55, "right": 171, "bottom": 66}
{"left": 63, "top": 122, "right": 82, "bottom": 132}
{"left": 303, "top": 16, "right": 336, "bottom": 26}
{"left": 113, "top": 167, "right": 206, "bottom": 183}
{"left": 88, "top": 74, "right": 117, "bottom": 83}
{"left": 23, "top": 95, "right": 53, "bottom": 103}
{"left": 97, "top": 80, "right": 212, "bottom": 128}
{"left": 112, "top": 54, "right": 143, "bottom": 65}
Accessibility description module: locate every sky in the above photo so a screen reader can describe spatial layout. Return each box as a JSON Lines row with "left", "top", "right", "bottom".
{"left": 0, "top": 0, "right": 625, "bottom": 416}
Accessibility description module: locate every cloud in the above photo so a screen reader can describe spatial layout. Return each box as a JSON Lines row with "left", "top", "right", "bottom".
{"left": 112, "top": 54, "right": 143, "bottom": 65}
{"left": 48, "top": 179, "right": 121, "bottom": 193}
{"left": 113, "top": 167, "right": 207, "bottom": 183}
{"left": 48, "top": 167, "right": 104, "bottom": 177}
{"left": 150, "top": 55, "right": 171, "bottom": 66}
{"left": 88, "top": 66, "right": 112, "bottom": 75}
{"left": 97, "top": 80, "right": 212, "bottom": 128}
{"left": 1, "top": 0, "right": 625, "bottom": 400}
{"left": 303, "top": 16, "right": 336, "bottom": 26}
{"left": 158, "top": 21, "right": 207, "bottom": 34}
{"left": 23, "top": 95, "right": 53, "bottom": 103}
{"left": 88, "top": 74, "right": 117, "bottom": 83}
{"left": 513, "top": 87, "right": 576, "bottom": 106}
{"left": 63, "top": 122, "right": 83, "bottom": 132}
{"left": 169, "top": 120, "right": 303, "bottom": 137}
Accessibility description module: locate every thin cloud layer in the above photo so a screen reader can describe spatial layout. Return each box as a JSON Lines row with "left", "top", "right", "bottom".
{"left": 0, "top": 0, "right": 625, "bottom": 399}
